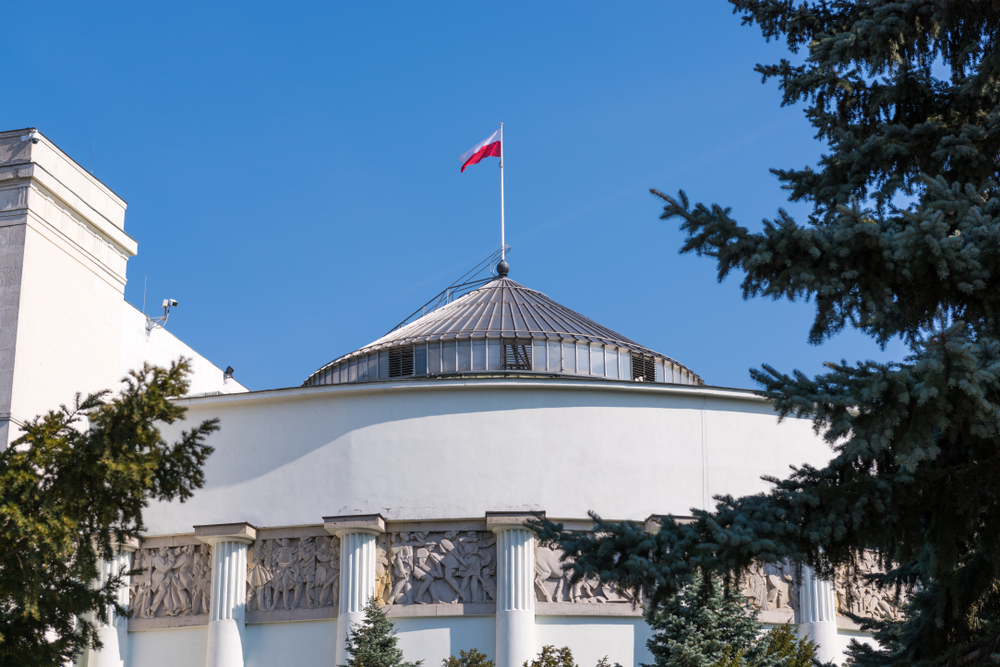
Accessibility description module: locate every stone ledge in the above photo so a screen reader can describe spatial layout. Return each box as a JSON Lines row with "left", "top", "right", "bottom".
{"left": 323, "top": 514, "right": 386, "bottom": 536}
{"left": 536, "top": 602, "right": 642, "bottom": 617}
{"left": 128, "top": 614, "right": 208, "bottom": 631}
{"left": 247, "top": 607, "right": 338, "bottom": 624}
{"left": 194, "top": 522, "right": 256, "bottom": 546}
{"left": 757, "top": 609, "right": 796, "bottom": 625}
{"left": 386, "top": 603, "right": 496, "bottom": 617}
{"left": 486, "top": 511, "right": 544, "bottom": 532}
{"left": 138, "top": 534, "right": 201, "bottom": 549}
{"left": 255, "top": 525, "right": 329, "bottom": 541}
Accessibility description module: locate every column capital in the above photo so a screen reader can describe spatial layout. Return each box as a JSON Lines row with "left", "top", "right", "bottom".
{"left": 486, "top": 511, "right": 544, "bottom": 533}
{"left": 323, "top": 513, "right": 385, "bottom": 537}
{"left": 194, "top": 522, "right": 257, "bottom": 546}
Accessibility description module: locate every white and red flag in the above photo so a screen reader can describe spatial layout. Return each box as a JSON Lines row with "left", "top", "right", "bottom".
{"left": 459, "top": 129, "right": 502, "bottom": 172}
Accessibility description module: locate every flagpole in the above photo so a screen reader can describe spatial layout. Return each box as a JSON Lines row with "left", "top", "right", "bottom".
{"left": 499, "top": 122, "right": 505, "bottom": 262}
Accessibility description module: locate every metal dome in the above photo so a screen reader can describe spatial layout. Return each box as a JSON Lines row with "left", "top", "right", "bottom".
{"left": 303, "top": 277, "right": 703, "bottom": 386}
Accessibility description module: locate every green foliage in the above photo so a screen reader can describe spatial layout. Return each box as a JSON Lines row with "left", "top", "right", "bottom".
{"left": 644, "top": 571, "right": 761, "bottom": 667}
{"left": 524, "top": 646, "right": 623, "bottom": 667}
{"left": 642, "top": 571, "right": 813, "bottom": 667}
{"left": 759, "top": 625, "right": 816, "bottom": 667}
{"left": 443, "top": 649, "right": 494, "bottom": 667}
{"left": 343, "top": 596, "right": 422, "bottom": 667}
{"left": 535, "top": 3, "right": 1000, "bottom": 667}
{"left": 525, "top": 646, "right": 577, "bottom": 667}
{"left": 0, "top": 360, "right": 218, "bottom": 666}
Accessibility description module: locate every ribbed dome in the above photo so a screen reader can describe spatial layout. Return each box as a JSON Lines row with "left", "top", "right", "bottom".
{"left": 304, "top": 277, "right": 702, "bottom": 386}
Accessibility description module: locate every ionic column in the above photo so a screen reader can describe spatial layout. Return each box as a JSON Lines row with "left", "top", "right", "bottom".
{"left": 195, "top": 523, "right": 257, "bottom": 667}
{"left": 798, "top": 564, "right": 840, "bottom": 664}
{"left": 76, "top": 539, "right": 138, "bottom": 667}
{"left": 324, "top": 514, "right": 386, "bottom": 667}
{"left": 488, "top": 512, "right": 539, "bottom": 667}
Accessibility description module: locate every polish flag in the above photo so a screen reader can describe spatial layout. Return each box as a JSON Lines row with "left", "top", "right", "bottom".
{"left": 459, "top": 129, "right": 502, "bottom": 172}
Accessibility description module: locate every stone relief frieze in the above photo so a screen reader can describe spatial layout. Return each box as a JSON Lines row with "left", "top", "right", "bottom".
{"left": 835, "top": 553, "right": 903, "bottom": 621}
{"left": 129, "top": 545, "right": 211, "bottom": 619}
{"left": 534, "top": 544, "right": 634, "bottom": 604}
{"left": 740, "top": 561, "right": 798, "bottom": 621}
{"left": 247, "top": 536, "right": 340, "bottom": 612}
{"left": 387, "top": 531, "right": 497, "bottom": 605}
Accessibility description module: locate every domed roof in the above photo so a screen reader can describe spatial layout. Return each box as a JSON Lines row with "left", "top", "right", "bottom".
{"left": 304, "top": 276, "right": 702, "bottom": 386}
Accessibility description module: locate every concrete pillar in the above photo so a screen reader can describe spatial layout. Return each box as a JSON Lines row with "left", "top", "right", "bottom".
{"left": 76, "top": 539, "right": 138, "bottom": 667}
{"left": 195, "top": 523, "right": 257, "bottom": 667}
{"left": 324, "top": 514, "right": 386, "bottom": 667}
{"left": 488, "top": 512, "right": 539, "bottom": 667}
{"left": 799, "top": 564, "right": 840, "bottom": 664}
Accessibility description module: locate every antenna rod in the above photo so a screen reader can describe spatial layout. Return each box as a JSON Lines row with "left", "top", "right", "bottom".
{"left": 499, "top": 122, "right": 505, "bottom": 262}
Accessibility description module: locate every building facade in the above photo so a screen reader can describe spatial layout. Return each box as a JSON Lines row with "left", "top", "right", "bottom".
{"left": 0, "top": 129, "right": 891, "bottom": 667}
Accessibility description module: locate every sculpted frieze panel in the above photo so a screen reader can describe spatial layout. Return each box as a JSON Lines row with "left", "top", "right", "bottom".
{"left": 387, "top": 530, "right": 497, "bottom": 605}
{"left": 740, "top": 561, "right": 798, "bottom": 622}
{"left": 247, "top": 536, "right": 340, "bottom": 612}
{"left": 835, "top": 553, "right": 903, "bottom": 621}
{"left": 534, "top": 544, "right": 634, "bottom": 604}
{"left": 129, "top": 545, "right": 211, "bottom": 619}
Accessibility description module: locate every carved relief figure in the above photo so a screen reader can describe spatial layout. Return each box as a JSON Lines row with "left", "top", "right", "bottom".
{"left": 314, "top": 537, "right": 340, "bottom": 607}
{"left": 387, "top": 531, "right": 496, "bottom": 605}
{"left": 247, "top": 536, "right": 340, "bottom": 613}
{"left": 835, "top": 553, "right": 901, "bottom": 620}
{"left": 740, "top": 562, "right": 797, "bottom": 618}
{"left": 375, "top": 534, "right": 392, "bottom": 603}
{"left": 129, "top": 545, "right": 211, "bottom": 619}
{"left": 534, "top": 544, "right": 632, "bottom": 604}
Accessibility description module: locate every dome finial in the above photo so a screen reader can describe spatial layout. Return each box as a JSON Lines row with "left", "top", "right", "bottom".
{"left": 496, "top": 259, "right": 510, "bottom": 277}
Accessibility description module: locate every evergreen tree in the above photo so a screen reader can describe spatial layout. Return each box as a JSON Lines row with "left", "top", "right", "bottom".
{"left": 443, "top": 649, "right": 494, "bottom": 667}
{"left": 0, "top": 361, "right": 218, "bottom": 666}
{"left": 644, "top": 571, "right": 764, "bottom": 667}
{"left": 535, "top": 3, "right": 1000, "bottom": 667}
{"left": 524, "top": 646, "right": 578, "bottom": 667}
{"left": 643, "top": 571, "right": 814, "bottom": 667}
{"left": 343, "top": 596, "right": 422, "bottom": 667}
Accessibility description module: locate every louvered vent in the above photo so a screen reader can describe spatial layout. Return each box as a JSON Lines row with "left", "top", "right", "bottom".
{"left": 501, "top": 339, "right": 532, "bottom": 370}
{"left": 388, "top": 346, "right": 414, "bottom": 377}
{"left": 632, "top": 354, "right": 655, "bottom": 382}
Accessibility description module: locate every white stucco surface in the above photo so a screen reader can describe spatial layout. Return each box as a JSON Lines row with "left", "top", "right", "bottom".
{"left": 395, "top": 616, "right": 497, "bottom": 666}
{"left": 245, "top": 620, "right": 337, "bottom": 667}
{"left": 144, "top": 378, "right": 832, "bottom": 534}
{"left": 535, "top": 616, "right": 654, "bottom": 667}
{"left": 127, "top": 627, "right": 207, "bottom": 667}
{"left": 119, "top": 303, "right": 247, "bottom": 397}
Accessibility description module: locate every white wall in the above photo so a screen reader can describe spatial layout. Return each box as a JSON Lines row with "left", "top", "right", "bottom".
{"left": 536, "top": 616, "right": 654, "bottom": 667}
{"left": 245, "top": 620, "right": 337, "bottom": 667}
{"left": 144, "top": 379, "right": 833, "bottom": 534}
{"left": 395, "top": 616, "right": 496, "bottom": 666}
{"left": 127, "top": 627, "right": 206, "bottom": 667}
{"left": 119, "top": 302, "right": 247, "bottom": 397}
{"left": 0, "top": 128, "right": 135, "bottom": 447}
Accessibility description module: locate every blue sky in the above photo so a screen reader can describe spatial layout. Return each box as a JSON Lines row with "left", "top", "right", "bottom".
{"left": 4, "top": 2, "right": 906, "bottom": 391}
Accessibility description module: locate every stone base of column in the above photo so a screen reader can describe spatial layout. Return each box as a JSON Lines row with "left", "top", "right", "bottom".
{"left": 207, "top": 618, "right": 246, "bottom": 667}
{"left": 336, "top": 609, "right": 365, "bottom": 667}
{"left": 496, "top": 609, "right": 535, "bottom": 667}
{"left": 799, "top": 621, "right": 840, "bottom": 664}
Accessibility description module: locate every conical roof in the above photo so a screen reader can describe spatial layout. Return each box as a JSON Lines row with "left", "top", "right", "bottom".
{"left": 305, "top": 276, "right": 702, "bottom": 386}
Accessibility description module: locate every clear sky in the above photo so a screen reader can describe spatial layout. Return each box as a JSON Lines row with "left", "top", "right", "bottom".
{"left": 3, "top": 2, "right": 906, "bottom": 391}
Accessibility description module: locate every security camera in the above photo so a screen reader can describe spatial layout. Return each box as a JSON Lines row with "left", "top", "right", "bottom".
{"left": 21, "top": 131, "right": 40, "bottom": 144}
{"left": 162, "top": 299, "right": 178, "bottom": 309}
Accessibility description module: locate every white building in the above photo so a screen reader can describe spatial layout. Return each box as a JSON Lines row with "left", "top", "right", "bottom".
{"left": 0, "top": 128, "right": 885, "bottom": 667}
